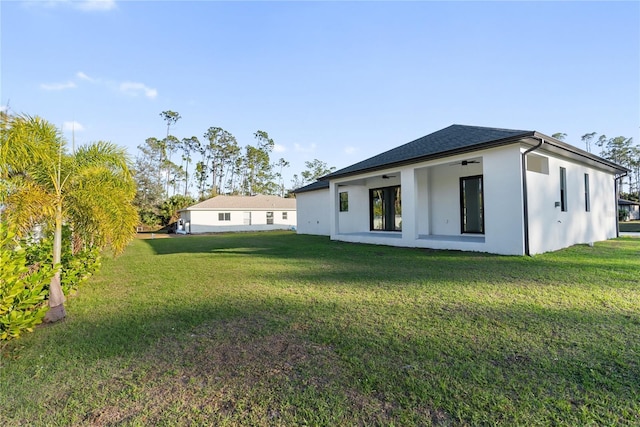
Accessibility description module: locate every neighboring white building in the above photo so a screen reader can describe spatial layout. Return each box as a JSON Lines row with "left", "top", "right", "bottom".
{"left": 295, "top": 125, "right": 628, "bottom": 255}
{"left": 179, "top": 195, "right": 296, "bottom": 234}
{"left": 619, "top": 199, "right": 640, "bottom": 221}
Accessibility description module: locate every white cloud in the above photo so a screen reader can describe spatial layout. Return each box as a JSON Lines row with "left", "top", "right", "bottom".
{"left": 40, "top": 72, "right": 158, "bottom": 100}
{"left": 273, "top": 144, "right": 286, "bottom": 153}
{"left": 119, "top": 82, "right": 158, "bottom": 99}
{"left": 25, "top": 0, "right": 116, "bottom": 12}
{"left": 40, "top": 81, "right": 77, "bottom": 91}
{"left": 75, "top": 0, "right": 117, "bottom": 11}
{"left": 344, "top": 146, "right": 357, "bottom": 155}
{"left": 62, "top": 121, "right": 85, "bottom": 132}
{"left": 294, "top": 143, "right": 317, "bottom": 153}
{"left": 76, "top": 71, "right": 95, "bottom": 82}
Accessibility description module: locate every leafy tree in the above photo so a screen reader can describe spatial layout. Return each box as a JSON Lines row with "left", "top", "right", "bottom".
{"left": 203, "top": 127, "right": 238, "bottom": 195}
{"left": 159, "top": 111, "right": 181, "bottom": 196}
{"left": 275, "top": 158, "right": 290, "bottom": 197}
{"left": 180, "top": 136, "right": 200, "bottom": 196}
{"left": 552, "top": 132, "right": 567, "bottom": 141}
{"left": 594, "top": 135, "right": 639, "bottom": 198}
{"left": 160, "top": 194, "right": 195, "bottom": 226}
{"left": 133, "top": 137, "right": 165, "bottom": 224}
{"left": 300, "top": 159, "right": 336, "bottom": 185}
{"left": 244, "top": 131, "right": 276, "bottom": 195}
{"left": 164, "top": 135, "right": 181, "bottom": 196}
{"left": 291, "top": 174, "right": 305, "bottom": 191}
{"left": 194, "top": 161, "right": 208, "bottom": 200}
{"left": 581, "top": 132, "right": 597, "bottom": 153}
{"left": 1, "top": 115, "right": 138, "bottom": 322}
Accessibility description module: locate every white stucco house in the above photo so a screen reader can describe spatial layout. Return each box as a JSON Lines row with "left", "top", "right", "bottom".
{"left": 178, "top": 195, "right": 296, "bottom": 234}
{"left": 295, "top": 124, "right": 628, "bottom": 255}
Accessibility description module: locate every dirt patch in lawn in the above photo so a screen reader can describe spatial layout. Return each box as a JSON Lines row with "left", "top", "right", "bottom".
{"left": 79, "top": 316, "right": 416, "bottom": 425}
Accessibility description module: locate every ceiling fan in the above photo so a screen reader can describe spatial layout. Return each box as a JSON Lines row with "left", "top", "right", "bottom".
{"left": 450, "top": 160, "right": 480, "bottom": 166}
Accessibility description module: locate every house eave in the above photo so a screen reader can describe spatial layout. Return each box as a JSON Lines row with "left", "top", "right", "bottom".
{"left": 322, "top": 131, "right": 628, "bottom": 181}
{"left": 321, "top": 132, "right": 535, "bottom": 181}
{"left": 531, "top": 132, "right": 629, "bottom": 174}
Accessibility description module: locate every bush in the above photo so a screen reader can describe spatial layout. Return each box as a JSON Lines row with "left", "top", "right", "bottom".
{"left": 23, "top": 227, "right": 102, "bottom": 296}
{"left": 139, "top": 208, "right": 162, "bottom": 228}
{"left": 60, "top": 247, "right": 101, "bottom": 296}
{"left": 619, "top": 208, "right": 630, "bottom": 221}
{"left": 0, "top": 224, "right": 53, "bottom": 341}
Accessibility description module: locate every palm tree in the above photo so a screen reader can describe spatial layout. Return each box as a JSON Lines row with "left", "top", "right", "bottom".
{"left": 1, "top": 115, "right": 138, "bottom": 322}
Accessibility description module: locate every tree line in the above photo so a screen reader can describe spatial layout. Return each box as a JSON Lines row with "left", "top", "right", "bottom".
{"left": 134, "top": 111, "right": 335, "bottom": 227}
{"left": 552, "top": 132, "right": 639, "bottom": 201}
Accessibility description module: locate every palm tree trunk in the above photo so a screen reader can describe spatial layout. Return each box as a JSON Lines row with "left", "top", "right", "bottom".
{"left": 44, "top": 202, "right": 66, "bottom": 322}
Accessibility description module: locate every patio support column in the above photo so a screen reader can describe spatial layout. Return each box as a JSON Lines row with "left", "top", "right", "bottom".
{"left": 329, "top": 180, "right": 339, "bottom": 238}
{"left": 401, "top": 167, "right": 418, "bottom": 242}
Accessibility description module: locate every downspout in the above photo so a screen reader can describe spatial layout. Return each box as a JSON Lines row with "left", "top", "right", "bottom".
{"left": 614, "top": 172, "right": 628, "bottom": 238}
{"left": 521, "top": 138, "right": 544, "bottom": 256}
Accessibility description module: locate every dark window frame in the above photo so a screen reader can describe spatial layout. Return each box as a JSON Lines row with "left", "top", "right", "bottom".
{"left": 369, "top": 185, "right": 402, "bottom": 232}
{"left": 560, "top": 167, "right": 568, "bottom": 212}
{"left": 218, "top": 212, "right": 231, "bottom": 221}
{"left": 460, "top": 175, "right": 484, "bottom": 234}
{"left": 282, "top": 211, "right": 288, "bottom": 220}
{"left": 339, "top": 192, "right": 349, "bottom": 212}
{"left": 584, "top": 173, "right": 590, "bottom": 212}
{"left": 266, "top": 211, "right": 274, "bottom": 225}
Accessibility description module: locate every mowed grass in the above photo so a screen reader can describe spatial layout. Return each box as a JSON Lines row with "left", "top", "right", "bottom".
{"left": 1, "top": 232, "right": 639, "bottom": 426}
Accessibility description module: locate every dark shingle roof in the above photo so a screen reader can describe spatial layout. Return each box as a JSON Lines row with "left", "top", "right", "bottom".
{"left": 293, "top": 180, "right": 330, "bottom": 194}
{"left": 324, "top": 124, "right": 534, "bottom": 179}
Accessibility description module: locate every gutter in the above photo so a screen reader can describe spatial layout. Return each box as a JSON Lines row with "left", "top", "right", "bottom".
{"left": 614, "top": 171, "right": 629, "bottom": 238}
{"left": 521, "top": 138, "right": 545, "bottom": 256}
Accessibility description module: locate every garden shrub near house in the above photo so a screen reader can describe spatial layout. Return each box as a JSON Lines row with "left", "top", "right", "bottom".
{"left": 0, "top": 224, "right": 53, "bottom": 341}
{"left": 24, "top": 227, "right": 102, "bottom": 296}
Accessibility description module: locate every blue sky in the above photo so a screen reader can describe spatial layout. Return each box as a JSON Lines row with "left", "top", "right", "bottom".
{"left": 2, "top": 0, "right": 639, "bottom": 187}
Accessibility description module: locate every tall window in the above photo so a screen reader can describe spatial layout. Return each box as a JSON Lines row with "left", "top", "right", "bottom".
{"left": 584, "top": 173, "right": 590, "bottom": 212}
{"left": 370, "top": 186, "right": 401, "bottom": 231}
{"left": 460, "top": 176, "right": 484, "bottom": 234}
{"left": 266, "top": 211, "right": 274, "bottom": 225}
{"left": 339, "top": 192, "right": 349, "bottom": 212}
{"left": 560, "top": 167, "right": 567, "bottom": 212}
{"left": 218, "top": 212, "right": 231, "bottom": 221}
{"left": 282, "top": 212, "right": 288, "bottom": 220}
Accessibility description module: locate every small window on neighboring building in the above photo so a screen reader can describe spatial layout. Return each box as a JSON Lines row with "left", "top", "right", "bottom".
{"left": 218, "top": 212, "right": 231, "bottom": 221}
{"left": 560, "top": 167, "right": 567, "bottom": 212}
{"left": 282, "top": 212, "right": 288, "bottom": 220}
{"left": 584, "top": 173, "right": 590, "bottom": 212}
{"left": 266, "top": 211, "right": 274, "bottom": 225}
{"left": 339, "top": 192, "right": 349, "bottom": 212}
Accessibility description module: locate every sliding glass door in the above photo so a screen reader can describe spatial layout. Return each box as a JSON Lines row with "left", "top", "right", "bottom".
{"left": 460, "top": 175, "right": 484, "bottom": 234}
{"left": 370, "top": 186, "right": 401, "bottom": 231}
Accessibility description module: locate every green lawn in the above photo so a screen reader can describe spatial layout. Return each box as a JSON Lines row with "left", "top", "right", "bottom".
{"left": 2, "top": 232, "right": 639, "bottom": 426}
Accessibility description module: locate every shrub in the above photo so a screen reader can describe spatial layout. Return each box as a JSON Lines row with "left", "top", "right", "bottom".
{"left": 23, "top": 227, "right": 102, "bottom": 296}
{"left": 60, "top": 247, "right": 101, "bottom": 296}
{"left": 0, "top": 224, "right": 53, "bottom": 341}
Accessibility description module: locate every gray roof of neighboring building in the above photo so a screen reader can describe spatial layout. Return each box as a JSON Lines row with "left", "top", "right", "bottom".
{"left": 293, "top": 180, "right": 330, "bottom": 194}
{"left": 619, "top": 199, "right": 640, "bottom": 206}
{"left": 321, "top": 124, "right": 627, "bottom": 180}
{"left": 183, "top": 195, "right": 296, "bottom": 211}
